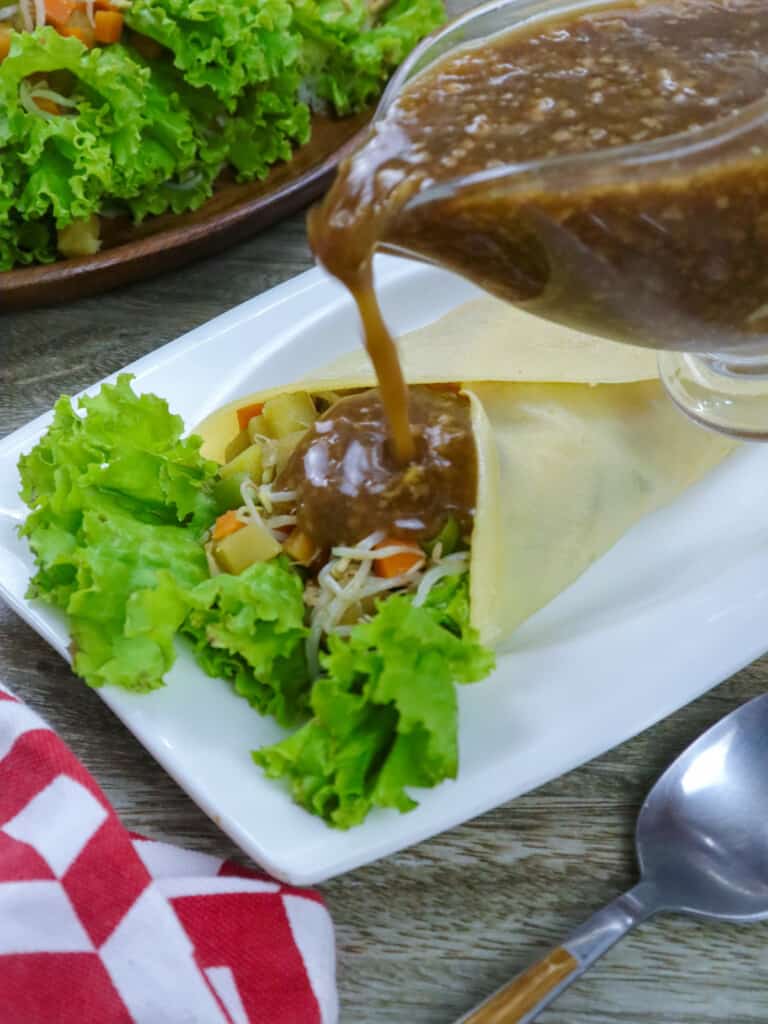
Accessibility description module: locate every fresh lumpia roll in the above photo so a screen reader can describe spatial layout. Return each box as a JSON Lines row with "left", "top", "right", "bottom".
{"left": 197, "top": 376, "right": 492, "bottom": 680}
{"left": 197, "top": 297, "right": 735, "bottom": 648}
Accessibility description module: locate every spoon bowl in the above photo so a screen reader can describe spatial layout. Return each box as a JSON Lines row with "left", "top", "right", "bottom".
{"left": 456, "top": 693, "right": 768, "bottom": 1023}
{"left": 637, "top": 694, "right": 768, "bottom": 922}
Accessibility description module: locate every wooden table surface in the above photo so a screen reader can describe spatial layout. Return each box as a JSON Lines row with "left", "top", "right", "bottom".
{"left": 3, "top": 217, "right": 768, "bottom": 1024}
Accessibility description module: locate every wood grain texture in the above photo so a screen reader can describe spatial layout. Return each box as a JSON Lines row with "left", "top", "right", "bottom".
{"left": 4, "top": 217, "right": 768, "bottom": 1024}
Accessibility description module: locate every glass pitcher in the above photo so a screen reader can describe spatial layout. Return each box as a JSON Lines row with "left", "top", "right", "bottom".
{"left": 369, "top": 0, "right": 768, "bottom": 439}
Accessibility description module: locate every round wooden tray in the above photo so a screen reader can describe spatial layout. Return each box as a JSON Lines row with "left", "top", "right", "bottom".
{"left": 0, "top": 112, "right": 369, "bottom": 311}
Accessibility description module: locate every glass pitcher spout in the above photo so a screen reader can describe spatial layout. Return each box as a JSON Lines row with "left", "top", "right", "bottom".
{"left": 315, "top": 0, "right": 768, "bottom": 438}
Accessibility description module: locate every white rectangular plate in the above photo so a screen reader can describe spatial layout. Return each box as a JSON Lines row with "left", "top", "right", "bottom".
{"left": 2, "top": 256, "right": 768, "bottom": 885}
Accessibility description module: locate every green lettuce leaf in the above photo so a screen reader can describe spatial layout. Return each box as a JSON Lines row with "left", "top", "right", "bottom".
{"left": 181, "top": 558, "right": 310, "bottom": 726}
{"left": 108, "top": 42, "right": 200, "bottom": 200}
{"left": 296, "top": 0, "right": 445, "bottom": 116}
{"left": 124, "top": 0, "right": 301, "bottom": 108}
{"left": 0, "top": 30, "right": 205, "bottom": 247}
{"left": 222, "top": 75, "right": 311, "bottom": 181}
{"left": 17, "top": 374, "right": 311, "bottom": 712}
{"left": 0, "top": 152, "right": 57, "bottom": 269}
{"left": 127, "top": 62, "right": 311, "bottom": 204}
{"left": 0, "top": 215, "right": 57, "bottom": 271}
{"left": 18, "top": 374, "right": 218, "bottom": 690}
{"left": 117, "top": 53, "right": 224, "bottom": 220}
{"left": 0, "top": 30, "right": 146, "bottom": 221}
{"left": 253, "top": 574, "right": 495, "bottom": 828}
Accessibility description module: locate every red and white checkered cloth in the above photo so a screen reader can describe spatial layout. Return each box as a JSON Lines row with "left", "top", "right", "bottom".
{"left": 0, "top": 681, "right": 337, "bottom": 1024}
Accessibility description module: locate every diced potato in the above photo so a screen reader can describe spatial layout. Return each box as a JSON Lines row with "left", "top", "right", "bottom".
{"left": 212, "top": 472, "right": 248, "bottom": 512}
{"left": 273, "top": 430, "right": 306, "bottom": 474}
{"left": 220, "top": 443, "right": 264, "bottom": 481}
{"left": 214, "top": 521, "right": 280, "bottom": 574}
{"left": 262, "top": 392, "right": 316, "bottom": 438}
{"left": 57, "top": 215, "right": 101, "bottom": 259}
{"left": 224, "top": 427, "right": 251, "bottom": 463}
{"left": 282, "top": 527, "right": 318, "bottom": 566}
{"left": 247, "top": 413, "right": 270, "bottom": 441}
{"left": 212, "top": 509, "right": 245, "bottom": 542}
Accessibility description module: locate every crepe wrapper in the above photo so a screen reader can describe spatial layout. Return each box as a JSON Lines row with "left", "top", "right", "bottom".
{"left": 196, "top": 297, "right": 736, "bottom": 645}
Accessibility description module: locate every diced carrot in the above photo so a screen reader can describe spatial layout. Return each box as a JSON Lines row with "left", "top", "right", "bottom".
{"left": 34, "top": 96, "right": 62, "bottom": 115}
{"left": 282, "top": 527, "right": 318, "bottom": 566}
{"left": 130, "top": 31, "right": 163, "bottom": 59}
{"left": 60, "top": 25, "right": 95, "bottom": 46}
{"left": 212, "top": 509, "right": 246, "bottom": 542}
{"left": 0, "top": 29, "right": 11, "bottom": 62}
{"left": 94, "top": 0, "right": 120, "bottom": 9}
{"left": 373, "top": 537, "right": 424, "bottom": 579}
{"left": 426, "top": 382, "right": 462, "bottom": 394}
{"left": 44, "top": 0, "right": 76, "bottom": 28}
{"left": 94, "top": 9, "right": 122, "bottom": 42}
{"left": 236, "top": 402, "right": 265, "bottom": 432}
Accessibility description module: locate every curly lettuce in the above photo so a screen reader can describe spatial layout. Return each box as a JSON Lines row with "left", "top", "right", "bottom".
{"left": 124, "top": 0, "right": 302, "bottom": 108}
{"left": 18, "top": 375, "right": 218, "bottom": 690}
{"left": 181, "top": 559, "right": 310, "bottom": 727}
{"left": 18, "top": 376, "right": 312, "bottom": 717}
{"left": 295, "top": 0, "right": 445, "bottom": 115}
{"left": 254, "top": 575, "right": 495, "bottom": 828}
{"left": 0, "top": 29, "right": 204, "bottom": 263}
{"left": 0, "top": 31, "right": 145, "bottom": 221}
{"left": 225, "top": 79, "right": 311, "bottom": 181}
{"left": 0, "top": 153, "right": 57, "bottom": 267}
{"left": 0, "top": 0, "right": 444, "bottom": 268}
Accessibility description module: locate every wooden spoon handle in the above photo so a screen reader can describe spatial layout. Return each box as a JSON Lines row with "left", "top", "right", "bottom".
{"left": 455, "top": 885, "right": 659, "bottom": 1024}
{"left": 459, "top": 947, "right": 578, "bottom": 1024}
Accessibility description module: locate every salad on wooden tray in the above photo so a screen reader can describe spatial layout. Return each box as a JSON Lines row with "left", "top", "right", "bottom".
{"left": 0, "top": 0, "right": 442, "bottom": 270}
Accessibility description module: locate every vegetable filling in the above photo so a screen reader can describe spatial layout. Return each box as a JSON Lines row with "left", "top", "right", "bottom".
{"left": 209, "top": 386, "right": 477, "bottom": 676}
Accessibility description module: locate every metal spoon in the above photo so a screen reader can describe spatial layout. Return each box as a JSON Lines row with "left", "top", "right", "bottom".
{"left": 456, "top": 692, "right": 768, "bottom": 1024}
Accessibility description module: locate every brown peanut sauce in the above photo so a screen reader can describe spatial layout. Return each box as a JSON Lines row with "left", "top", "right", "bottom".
{"left": 277, "top": 387, "right": 476, "bottom": 549}
{"left": 309, "top": 0, "right": 768, "bottom": 458}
